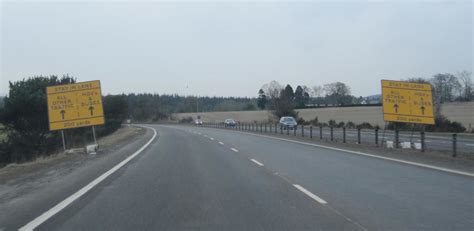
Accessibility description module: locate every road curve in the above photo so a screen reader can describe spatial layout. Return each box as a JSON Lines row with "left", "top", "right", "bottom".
{"left": 19, "top": 125, "right": 473, "bottom": 230}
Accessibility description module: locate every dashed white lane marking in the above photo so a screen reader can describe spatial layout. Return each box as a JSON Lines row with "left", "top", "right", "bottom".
{"left": 210, "top": 137, "right": 214, "bottom": 140}
{"left": 198, "top": 132, "right": 202, "bottom": 135}
{"left": 293, "top": 184, "right": 327, "bottom": 205}
{"left": 218, "top": 142, "right": 224, "bottom": 145}
{"left": 231, "top": 148, "right": 239, "bottom": 153}
{"left": 250, "top": 159, "right": 264, "bottom": 166}
{"left": 233, "top": 132, "right": 474, "bottom": 177}
{"left": 19, "top": 126, "right": 158, "bottom": 231}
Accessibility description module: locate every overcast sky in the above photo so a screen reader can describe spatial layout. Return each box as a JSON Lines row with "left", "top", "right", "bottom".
{"left": 1, "top": 0, "right": 472, "bottom": 97}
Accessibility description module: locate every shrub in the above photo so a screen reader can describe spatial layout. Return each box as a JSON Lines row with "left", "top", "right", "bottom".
{"left": 179, "top": 117, "right": 194, "bottom": 124}
{"left": 337, "top": 121, "right": 345, "bottom": 128}
{"left": 309, "top": 116, "right": 319, "bottom": 126}
{"left": 346, "top": 121, "right": 356, "bottom": 128}
{"left": 357, "top": 122, "right": 374, "bottom": 129}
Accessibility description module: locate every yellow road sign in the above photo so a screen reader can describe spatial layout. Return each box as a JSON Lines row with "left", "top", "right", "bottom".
{"left": 47, "top": 80, "right": 105, "bottom": 131}
{"left": 381, "top": 80, "right": 435, "bottom": 125}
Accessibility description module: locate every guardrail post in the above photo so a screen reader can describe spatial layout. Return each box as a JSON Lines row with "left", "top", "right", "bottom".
{"left": 357, "top": 128, "right": 361, "bottom": 144}
{"left": 260, "top": 123, "right": 263, "bottom": 133}
{"left": 375, "top": 128, "right": 379, "bottom": 146}
{"left": 275, "top": 123, "right": 278, "bottom": 134}
{"left": 395, "top": 125, "right": 400, "bottom": 148}
{"left": 265, "top": 123, "right": 267, "bottom": 133}
{"left": 301, "top": 125, "right": 304, "bottom": 137}
{"left": 452, "top": 134, "right": 457, "bottom": 157}
{"left": 287, "top": 126, "right": 290, "bottom": 135}
{"left": 343, "top": 127, "right": 346, "bottom": 143}
{"left": 319, "top": 126, "right": 323, "bottom": 140}
{"left": 420, "top": 131, "right": 425, "bottom": 152}
{"left": 280, "top": 125, "right": 283, "bottom": 134}
{"left": 330, "top": 126, "right": 334, "bottom": 141}
{"left": 294, "top": 126, "right": 297, "bottom": 136}
{"left": 310, "top": 126, "right": 313, "bottom": 139}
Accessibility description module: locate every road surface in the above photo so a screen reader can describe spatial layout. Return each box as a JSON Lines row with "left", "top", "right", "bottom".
{"left": 13, "top": 125, "right": 474, "bottom": 230}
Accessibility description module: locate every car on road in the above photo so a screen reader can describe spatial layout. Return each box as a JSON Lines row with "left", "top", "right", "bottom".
{"left": 195, "top": 119, "right": 203, "bottom": 126}
{"left": 224, "top": 119, "right": 236, "bottom": 127}
{"left": 279, "top": 116, "right": 298, "bottom": 130}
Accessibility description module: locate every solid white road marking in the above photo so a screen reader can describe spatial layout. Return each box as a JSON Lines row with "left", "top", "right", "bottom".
{"left": 250, "top": 159, "right": 264, "bottom": 166}
{"left": 293, "top": 184, "right": 327, "bottom": 204}
{"left": 230, "top": 131, "right": 474, "bottom": 177}
{"left": 19, "top": 126, "right": 158, "bottom": 231}
{"left": 218, "top": 142, "right": 224, "bottom": 145}
{"left": 231, "top": 148, "right": 239, "bottom": 153}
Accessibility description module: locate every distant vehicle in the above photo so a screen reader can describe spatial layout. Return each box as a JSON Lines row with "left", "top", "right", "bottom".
{"left": 279, "top": 116, "right": 297, "bottom": 130}
{"left": 224, "top": 119, "right": 236, "bottom": 127}
{"left": 195, "top": 119, "right": 203, "bottom": 126}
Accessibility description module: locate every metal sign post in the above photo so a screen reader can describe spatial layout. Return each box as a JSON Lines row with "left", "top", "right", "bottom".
{"left": 61, "top": 130, "right": 66, "bottom": 151}
{"left": 92, "top": 126, "right": 97, "bottom": 145}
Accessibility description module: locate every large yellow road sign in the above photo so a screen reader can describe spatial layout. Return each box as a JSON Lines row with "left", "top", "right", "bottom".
{"left": 47, "top": 80, "right": 105, "bottom": 131}
{"left": 381, "top": 80, "right": 435, "bottom": 125}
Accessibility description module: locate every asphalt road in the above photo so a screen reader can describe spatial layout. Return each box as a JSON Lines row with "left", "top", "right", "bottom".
{"left": 15, "top": 125, "right": 474, "bottom": 230}
{"left": 231, "top": 124, "right": 474, "bottom": 154}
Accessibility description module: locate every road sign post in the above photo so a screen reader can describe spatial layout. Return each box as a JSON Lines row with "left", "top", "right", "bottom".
{"left": 61, "top": 130, "right": 66, "bottom": 151}
{"left": 92, "top": 126, "right": 97, "bottom": 145}
{"left": 421, "top": 131, "right": 425, "bottom": 152}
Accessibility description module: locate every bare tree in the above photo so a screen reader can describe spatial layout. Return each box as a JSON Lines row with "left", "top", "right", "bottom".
{"left": 430, "top": 73, "right": 460, "bottom": 103}
{"left": 311, "top": 85, "right": 323, "bottom": 98}
{"left": 261, "top": 80, "right": 283, "bottom": 100}
{"left": 323, "top": 82, "right": 351, "bottom": 105}
{"left": 456, "top": 70, "right": 472, "bottom": 101}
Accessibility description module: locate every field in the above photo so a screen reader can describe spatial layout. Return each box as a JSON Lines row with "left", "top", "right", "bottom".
{"left": 174, "top": 102, "right": 474, "bottom": 130}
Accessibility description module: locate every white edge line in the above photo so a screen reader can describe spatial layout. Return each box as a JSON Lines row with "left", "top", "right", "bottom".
{"left": 250, "top": 159, "right": 264, "bottom": 166}
{"left": 231, "top": 148, "right": 239, "bottom": 153}
{"left": 293, "top": 184, "right": 327, "bottom": 204}
{"left": 230, "top": 130, "right": 474, "bottom": 177}
{"left": 19, "top": 126, "right": 158, "bottom": 231}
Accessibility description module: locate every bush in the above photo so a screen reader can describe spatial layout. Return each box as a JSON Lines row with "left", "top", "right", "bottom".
{"left": 387, "top": 115, "right": 466, "bottom": 133}
{"left": 337, "top": 121, "right": 345, "bottom": 128}
{"left": 309, "top": 116, "right": 319, "bottom": 126}
{"left": 357, "top": 122, "right": 374, "bottom": 129}
{"left": 0, "top": 76, "right": 76, "bottom": 163}
{"left": 346, "top": 121, "right": 356, "bottom": 128}
{"left": 426, "top": 116, "right": 466, "bottom": 133}
{"left": 179, "top": 117, "right": 194, "bottom": 124}
{"left": 328, "top": 120, "right": 337, "bottom": 127}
